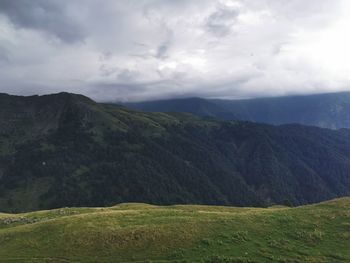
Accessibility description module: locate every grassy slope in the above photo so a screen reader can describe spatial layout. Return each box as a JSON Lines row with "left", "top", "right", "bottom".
{"left": 0, "top": 198, "right": 349, "bottom": 263}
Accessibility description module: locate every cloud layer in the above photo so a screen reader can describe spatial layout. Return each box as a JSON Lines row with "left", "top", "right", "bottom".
{"left": 0, "top": 0, "right": 349, "bottom": 101}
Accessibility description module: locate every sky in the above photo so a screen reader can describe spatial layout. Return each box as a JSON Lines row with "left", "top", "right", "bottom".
{"left": 0, "top": 0, "right": 350, "bottom": 102}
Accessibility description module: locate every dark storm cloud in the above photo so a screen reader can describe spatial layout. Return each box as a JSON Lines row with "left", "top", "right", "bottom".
{"left": 156, "top": 42, "right": 170, "bottom": 59}
{"left": 0, "top": 0, "right": 85, "bottom": 43}
{"left": 0, "top": 47, "right": 9, "bottom": 65}
{"left": 206, "top": 6, "right": 240, "bottom": 37}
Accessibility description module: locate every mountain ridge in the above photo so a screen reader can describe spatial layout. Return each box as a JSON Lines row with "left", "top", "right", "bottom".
{"left": 124, "top": 91, "right": 350, "bottom": 129}
{"left": 0, "top": 92, "right": 350, "bottom": 212}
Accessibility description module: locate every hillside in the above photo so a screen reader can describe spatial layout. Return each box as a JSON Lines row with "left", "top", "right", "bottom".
{"left": 1, "top": 92, "right": 350, "bottom": 212}
{"left": 124, "top": 92, "right": 350, "bottom": 129}
{"left": 0, "top": 198, "right": 349, "bottom": 262}
{"left": 124, "top": 97, "right": 238, "bottom": 120}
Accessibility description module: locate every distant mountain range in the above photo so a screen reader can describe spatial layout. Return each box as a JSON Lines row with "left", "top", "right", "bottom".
{"left": 1, "top": 92, "right": 350, "bottom": 212}
{"left": 124, "top": 91, "right": 350, "bottom": 129}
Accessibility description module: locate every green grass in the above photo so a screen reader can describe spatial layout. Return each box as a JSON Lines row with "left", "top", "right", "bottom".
{"left": 0, "top": 198, "right": 349, "bottom": 262}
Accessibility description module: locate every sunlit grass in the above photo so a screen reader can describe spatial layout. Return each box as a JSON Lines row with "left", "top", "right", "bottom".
{"left": 0, "top": 197, "right": 349, "bottom": 262}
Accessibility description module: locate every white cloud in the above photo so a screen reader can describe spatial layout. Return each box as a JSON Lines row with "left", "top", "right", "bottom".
{"left": 0, "top": 0, "right": 349, "bottom": 101}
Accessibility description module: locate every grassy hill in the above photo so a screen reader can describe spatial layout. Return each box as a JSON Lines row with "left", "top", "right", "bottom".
{"left": 0, "top": 198, "right": 349, "bottom": 262}
{"left": 1, "top": 93, "right": 350, "bottom": 212}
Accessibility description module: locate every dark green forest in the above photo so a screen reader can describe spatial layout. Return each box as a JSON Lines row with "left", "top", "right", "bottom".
{"left": 0, "top": 92, "right": 350, "bottom": 212}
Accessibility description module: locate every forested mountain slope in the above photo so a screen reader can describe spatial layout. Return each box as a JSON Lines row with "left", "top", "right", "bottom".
{"left": 0, "top": 92, "right": 350, "bottom": 212}
{"left": 125, "top": 92, "right": 350, "bottom": 129}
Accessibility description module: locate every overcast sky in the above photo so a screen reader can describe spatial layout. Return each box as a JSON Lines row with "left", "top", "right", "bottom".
{"left": 0, "top": 0, "right": 350, "bottom": 101}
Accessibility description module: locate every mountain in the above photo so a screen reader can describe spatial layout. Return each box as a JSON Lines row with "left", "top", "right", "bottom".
{"left": 124, "top": 91, "right": 350, "bottom": 129}
{"left": 1, "top": 198, "right": 349, "bottom": 262}
{"left": 1, "top": 92, "right": 350, "bottom": 212}
{"left": 124, "top": 97, "right": 239, "bottom": 120}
